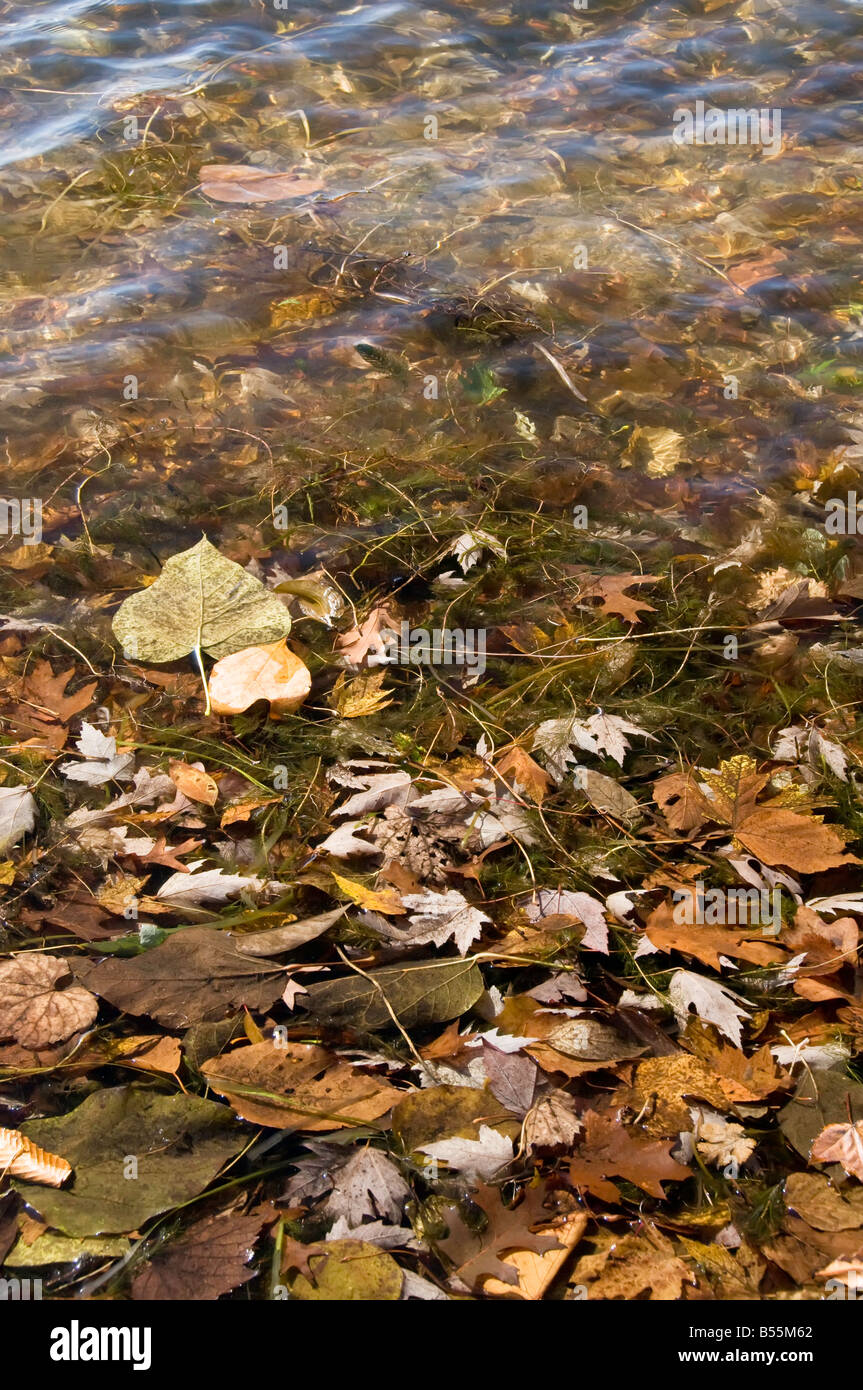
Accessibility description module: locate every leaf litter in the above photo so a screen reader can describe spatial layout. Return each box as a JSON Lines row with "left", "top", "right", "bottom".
{"left": 2, "top": 0, "right": 863, "bottom": 1309}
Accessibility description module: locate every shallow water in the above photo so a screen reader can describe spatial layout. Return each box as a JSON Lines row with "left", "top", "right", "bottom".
{"left": 0, "top": 0, "right": 862, "bottom": 609}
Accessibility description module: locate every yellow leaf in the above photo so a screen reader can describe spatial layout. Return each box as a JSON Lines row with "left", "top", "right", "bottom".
{"left": 331, "top": 873, "right": 406, "bottom": 915}
{"left": 329, "top": 670, "right": 394, "bottom": 718}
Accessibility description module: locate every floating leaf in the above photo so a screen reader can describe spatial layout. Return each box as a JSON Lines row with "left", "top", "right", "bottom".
{"left": 112, "top": 536, "right": 291, "bottom": 666}
{"left": 208, "top": 639, "right": 311, "bottom": 716}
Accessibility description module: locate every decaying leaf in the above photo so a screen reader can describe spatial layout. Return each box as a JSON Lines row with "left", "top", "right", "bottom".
{"left": 13, "top": 1086, "right": 246, "bottom": 1236}
{"left": 299, "top": 958, "right": 485, "bottom": 1031}
{"left": 0, "top": 953, "right": 98, "bottom": 1048}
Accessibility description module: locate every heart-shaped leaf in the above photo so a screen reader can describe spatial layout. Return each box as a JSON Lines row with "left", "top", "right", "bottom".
{"left": 112, "top": 537, "right": 291, "bottom": 666}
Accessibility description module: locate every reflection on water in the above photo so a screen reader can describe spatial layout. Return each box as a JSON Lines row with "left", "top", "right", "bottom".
{"left": 0, "top": 0, "right": 861, "bottom": 573}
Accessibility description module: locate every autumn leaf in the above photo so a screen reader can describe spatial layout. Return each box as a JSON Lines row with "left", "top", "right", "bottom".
{"left": 207, "top": 639, "right": 311, "bottom": 716}
{"left": 331, "top": 872, "right": 406, "bottom": 915}
{"left": 201, "top": 1041, "right": 398, "bottom": 1130}
{"left": 200, "top": 163, "right": 324, "bottom": 204}
{"left": 734, "top": 808, "right": 859, "bottom": 874}
{"left": 112, "top": 537, "right": 292, "bottom": 666}
{"left": 495, "top": 746, "right": 551, "bottom": 803}
{"left": 329, "top": 669, "right": 394, "bottom": 718}
{"left": 0, "top": 954, "right": 98, "bottom": 1048}
{"left": 580, "top": 572, "right": 659, "bottom": 623}
{"left": 811, "top": 1121, "right": 863, "bottom": 1182}
{"left": 568, "top": 1110, "right": 691, "bottom": 1200}
{"left": 169, "top": 760, "right": 218, "bottom": 806}
{"left": 132, "top": 1211, "right": 266, "bottom": 1300}
{"left": 0, "top": 1127, "right": 72, "bottom": 1186}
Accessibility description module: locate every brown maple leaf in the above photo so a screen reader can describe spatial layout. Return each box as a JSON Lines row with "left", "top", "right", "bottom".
{"left": 568, "top": 1110, "right": 691, "bottom": 1201}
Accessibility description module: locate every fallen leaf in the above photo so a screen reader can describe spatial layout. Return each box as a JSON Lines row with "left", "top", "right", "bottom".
{"left": 811, "top": 1121, "right": 863, "bottom": 1181}
{"left": 132, "top": 1211, "right": 266, "bottom": 1300}
{"left": 208, "top": 639, "right": 311, "bottom": 716}
{"left": 568, "top": 1110, "right": 691, "bottom": 1201}
{"left": 495, "top": 747, "right": 551, "bottom": 803}
{"left": 0, "top": 953, "right": 98, "bottom": 1047}
{"left": 169, "top": 760, "right": 218, "bottom": 806}
{"left": 329, "top": 669, "right": 394, "bottom": 717}
{"left": 668, "top": 970, "right": 751, "bottom": 1047}
{"left": 419, "top": 1125, "right": 514, "bottom": 1181}
{"left": 734, "top": 808, "right": 859, "bottom": 874}
{"left": 785, "top": 1172, "right": 863, "bottom": 1232}
{"left": 59, "top": 723, "right": 135, "bottom": 785}
{"left": 323, "top": 1149, "right": 409, "bottom": 1226}
{"left": 0, "top": 785, "right": 36, "bottom": 853}
{"left": 0, "top": 1127, "right": 71, "bottom": 1186}
{"left": 299, "top": 958, "right": 485, "bottom": 1032}
{"left": 83, "top": 927, "right": 286, "bottom": 1028}
{"left": 581, "top": 572, "right": 659, "bottom": 622}
{"left": 399, "top": 888, "right": 491, "bottom": 955}
{"left": 112, "top": 536, "right": 292, "bottom": 665}
{"left": 200, "top": 163, "right": 324, "bottom": 204}
{"left": 286, "top": 1239, "right": 402, "bottom": 1300}
{"left": 13, "top": 1086, "right": 246, "bottom": 1236}
{"left": 201, "top": 1041, "right": 398, "bottom": 1131}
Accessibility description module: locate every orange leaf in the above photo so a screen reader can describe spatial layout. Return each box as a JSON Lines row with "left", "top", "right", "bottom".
{"left": 208, "top": 639, "right": 311, "bottom": 717}
{"left": 734, "top": 808, "right": 860, "bottom": 874}
{"left": 0, "top": 1126, "right": 71, "bottom": 1186}
{"left": 169, "top": 760, "right": 218, "bottom": 807}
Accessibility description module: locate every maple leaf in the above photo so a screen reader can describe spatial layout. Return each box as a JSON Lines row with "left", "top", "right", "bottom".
{"left": 399, "top": 888, "right": 491, "bottom": 955}
{"left": 773, "top": 724, "right": 848, "bottom": 782}
{"left": 580, "top": 572, "right": 659, "bottom": 623}
{"left": 419, "top": 1125, "right": 514, "bottom": 1181}
{"left": 533, "top": 711, "right": 652, "bottom": 776}
{"left": 334, "top": 607, "right": 398, "bottom": 667}
{"left": 696, "top": 1118, "right": 755, "bottom": 1168}
{"left": 734, "top": 808, "right": 859, "bottom": 875}
{"left": 811, "top": 1121, "right": 863, "bottom": 1181}
{"left": 59, "top": 722, "right": 135, "bottom": 785}
{"left": 495, "top": 746, "right": 552, "bottom": 803}
{"left": 653, "top": 772, "right": 708, "bottom": 831}
{"left": 568, "top": 1110, "right": 690, "bottom": 1201}
{"left": 436, "top": 1183, "right": 562, "bottom": 1291}
{"left": 0, "top": 785, "right": 36, "bottom": 853}
{"left": 322, "top": 1148, "right": 409, "bottom": 1226}
{"left": 668, "top": 970, "right": 751, "bottom": 1047}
